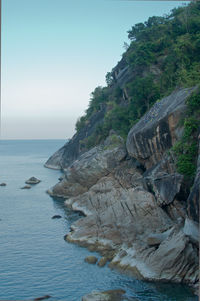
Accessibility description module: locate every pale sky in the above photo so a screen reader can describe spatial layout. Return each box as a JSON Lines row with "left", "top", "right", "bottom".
{"left": 1, "top": 0, "right": 182, "bottom": 139}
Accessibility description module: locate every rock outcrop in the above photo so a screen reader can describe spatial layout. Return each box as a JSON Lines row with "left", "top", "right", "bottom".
{"left": 47, "top": 135, "right": 127, "bottom": 198}
{"left": 126, "top": 87, "right": 196, "bottom": 169}
{"left": 47, "top": 88, "right": 199, "bottom": 293}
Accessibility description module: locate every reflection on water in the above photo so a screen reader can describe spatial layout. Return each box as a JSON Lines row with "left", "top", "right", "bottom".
{"left": 0, "top": 140, "right": 197, "bottom": 301}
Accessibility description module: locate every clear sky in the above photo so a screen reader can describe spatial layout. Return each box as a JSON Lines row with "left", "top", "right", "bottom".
{"left": 1, "top": 0, "right": 183, "bottom": 139}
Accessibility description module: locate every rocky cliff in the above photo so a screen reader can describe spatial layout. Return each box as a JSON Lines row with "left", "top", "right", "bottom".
{"left": 47, "top": 88, "right": 199, "bottom": 294}
{"left": 45, "top": 3, "right": 200, "bottom": 294}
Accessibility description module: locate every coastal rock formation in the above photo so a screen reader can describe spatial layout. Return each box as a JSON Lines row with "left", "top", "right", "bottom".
{"left": 47, "top": 88, "right": 199, "bottom": 292}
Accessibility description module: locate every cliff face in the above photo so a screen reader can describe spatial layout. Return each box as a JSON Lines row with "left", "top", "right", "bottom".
{"left": 45, "top": 3, "right": 200, "bottom": 293}
{"left": 47, "top": 88, "right": 199, "bottom": 292}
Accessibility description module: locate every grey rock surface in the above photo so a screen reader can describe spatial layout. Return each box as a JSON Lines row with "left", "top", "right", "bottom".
{"left": 48, "top": 135, "right": 127, "bottom": 198}
{"left": 126, "top": 87, "right": 196, "bottom": 169}
{"left": 25, "top": 177, "right": 41, "bottom": 184}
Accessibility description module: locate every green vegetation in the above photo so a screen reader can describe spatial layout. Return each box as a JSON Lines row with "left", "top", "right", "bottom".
{"left": 172, "top": 89, "right": 200, "bottom": 179}
{"left": 76, "top": 2, "right": 200, "bottom": 150}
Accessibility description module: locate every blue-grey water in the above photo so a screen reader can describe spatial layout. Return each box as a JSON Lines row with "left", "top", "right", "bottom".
{"left": 0, "top": 140, "right": 197, "bottom": 301}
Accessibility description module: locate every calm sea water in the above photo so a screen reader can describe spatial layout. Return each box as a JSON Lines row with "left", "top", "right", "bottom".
{"left": 0, "top": 140, "right": 197, "bottom": 301}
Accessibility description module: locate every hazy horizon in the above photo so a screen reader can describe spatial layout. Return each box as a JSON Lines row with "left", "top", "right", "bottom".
{"left": 2, "top": 0, "right": 182, "bottom": 140}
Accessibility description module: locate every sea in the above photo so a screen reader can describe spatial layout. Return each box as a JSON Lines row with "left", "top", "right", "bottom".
{"left": 0, "top": 140, "right": 197, "bottom": 301}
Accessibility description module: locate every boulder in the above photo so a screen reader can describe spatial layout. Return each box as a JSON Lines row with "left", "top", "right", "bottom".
{"left": 84, "top": 256, "right": 98, "bottom": 264}
{"left": 25, "top": 177, "right": 41, "bottom": 184}
{"left": 143, "top": 154, "right": 184, "bottom": 207}
{"left": 82, "top": 289, "right": 126, "bottom": 301}
{"left": 97, "top": 257, "right": 108, "bottom": 267}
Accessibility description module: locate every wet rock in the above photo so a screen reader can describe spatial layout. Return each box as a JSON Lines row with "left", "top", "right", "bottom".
{"left": 0, "top": 183, "right": 6, "bottom": 186}
{"left": 21, "top": 185, "right": 31, "bottom": 189}
{"left": 82, "top": 289, "right": 126, "bottom": 301}
{"left": 97, "top": 257, "right": 108, "bottom": 267}
{"left": 51, "top": 215, "right": 62, "bottom": 219}
{"left": 84, "top": 256, "right": 98, "bottom": 264}
{"left": 33, "top": 296, "right": 51, "bottom": 301}
{"left": 26, "top": 177, "right": 41, "bottom": 184}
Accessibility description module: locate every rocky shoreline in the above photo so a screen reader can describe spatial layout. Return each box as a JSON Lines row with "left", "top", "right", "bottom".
{"left": 46, "top": 88, "right": 199, "bottom": 296}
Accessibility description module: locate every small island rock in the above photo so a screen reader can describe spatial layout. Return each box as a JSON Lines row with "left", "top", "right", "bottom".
{"left": 25, "top": 177, "right": 41, "bottom": 184}
{"left": 84, "top": 256, "right": 98, "bottom": 264}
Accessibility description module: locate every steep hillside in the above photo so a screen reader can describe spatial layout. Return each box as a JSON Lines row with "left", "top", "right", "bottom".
{"left": 45, "top": 2, "right": 200, "bottom": 294}
{"left": 45, "top": 1, "right": 200, "bottom": 170}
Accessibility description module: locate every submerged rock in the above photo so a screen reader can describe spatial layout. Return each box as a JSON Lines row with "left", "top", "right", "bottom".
{"left": 25, "top": 177, "right": 41, "bottom": 184}
{"left": 51, "top": 215, "right": 62, "bottom": 219}
{"left": 82, "top": 289, "right": 126, "bottom": 301}
{"left": 0, "top": 183, "right": 6, "bottom": 186}
{"left": 33, "top": 296, "right": 51, "bottom": 301}
{"left": 84, "top": 256, "right": 98, "bottom": 264}
{"left": 21, "top": 185, "right": 31, "bottom": 189}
